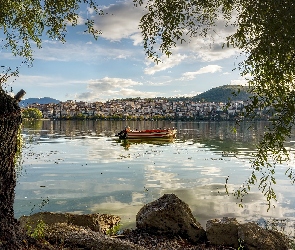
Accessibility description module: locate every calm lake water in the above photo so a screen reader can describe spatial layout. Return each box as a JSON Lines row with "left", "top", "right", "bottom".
{"left": 15, "top": 120, "right": 295, "bottom": 234}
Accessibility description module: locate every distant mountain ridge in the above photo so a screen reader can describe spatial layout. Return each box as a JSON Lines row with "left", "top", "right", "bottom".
{"left": 20, "top": 97, "right": 60, "bottom": 107}
{"left": 19, "top": 85, "right": 250, "bottom": 107}
{"left": 192, "top": 85, "right": 250, "bottom": 103}
{"left": 166, "top": 85, "right": 250, "bottom": 103}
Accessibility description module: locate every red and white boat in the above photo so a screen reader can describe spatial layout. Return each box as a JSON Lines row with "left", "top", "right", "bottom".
{"left": 116, "top": 126, "right": 177, "bottom": 139}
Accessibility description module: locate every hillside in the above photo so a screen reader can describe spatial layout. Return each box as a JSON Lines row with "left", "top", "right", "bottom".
{"left": 18, "top": 85, "right": 250, "bottom": 107}
{"left": 192, "top": 85, "right": 250, "bottom": 103}
{"left": 20, "top": 97, "right": 60, "bottom": 107}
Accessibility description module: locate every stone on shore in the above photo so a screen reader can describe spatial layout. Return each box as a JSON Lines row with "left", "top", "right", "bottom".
{"left": 136, "top": 193, "right": 206, "bottom": 243}
{"left": 18, "top": 196, "right": 291, "bottom": 250}
{"left": 206, "top": 217, "right": 239, "bottom": 248}
{"left": 206, "top": 217, "right": 290, "bottom": 250}
{"left": 19, "top": 212, "right": 120, "bottom": 234}
{"left": 44, "top": 223, "right": 146, "bottom": 250}
{"left": 238, "top": 222, "right": 290, "bottom": 250}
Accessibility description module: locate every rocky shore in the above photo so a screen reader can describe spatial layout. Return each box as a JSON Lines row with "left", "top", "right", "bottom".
{"left": 19, "top": 194, "right": 291, "bottom": 250}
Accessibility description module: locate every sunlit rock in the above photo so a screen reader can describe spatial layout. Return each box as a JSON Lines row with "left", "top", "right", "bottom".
{"left": 136, "top": 193, "right": 206, "bottom": 243}
{"left": 19, "top": 211, "right": 120, "bottom": 234}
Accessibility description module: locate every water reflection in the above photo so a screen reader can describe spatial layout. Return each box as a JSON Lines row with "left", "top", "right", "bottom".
{"left": 15, "top": 120, "right": 295, "bottom": 234}
{"left": 117, "top": 138, "right": 175, "bottom": 150}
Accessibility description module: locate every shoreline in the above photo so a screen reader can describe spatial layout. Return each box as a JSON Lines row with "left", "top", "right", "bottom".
{"left": 19, "top": 194, "right": 292, "bottom": 250}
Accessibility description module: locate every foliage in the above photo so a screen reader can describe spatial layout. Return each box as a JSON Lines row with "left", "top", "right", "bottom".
{"left": 238, "top": 238, "right": 244, "bottom": 250}
{"left": 0, "top": 0, "right": 100, "bottom": 60}
{"left": 73, "top": 113, "right": 87, "bottom": 120}
{"left": 0, "top": 0, "right": 100, "bottom": 85}
{"left": 26, "top": 219, "right": 46, "bottom": 240}
{"left": 15, "top": 124, "right": 23, "bottom": 163}
{"left": 105, "top": 223, "right": 122, "bottom": 236}
{"left": 22, "top": 107, "right": 43, "bottom": 119}
{"left": 15, "top": 124, "right": 24, "bottom": 178}
{"left": 134, "top": 0, "right": 295, "bottom": 206}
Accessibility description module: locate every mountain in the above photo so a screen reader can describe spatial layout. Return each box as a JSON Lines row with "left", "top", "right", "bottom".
{"left": 18, "top": 85, "right": 250, "bottom": 108}
{"left": 192, "top": 85, "right": 250, "bottom": 103}
{"left": 19, "top": 97, "right": 60, "bottom": 107}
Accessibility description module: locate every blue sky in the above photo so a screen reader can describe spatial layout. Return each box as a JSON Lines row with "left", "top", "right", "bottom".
{"left": 1, "top": 0, "right": 246, "bottom": 102}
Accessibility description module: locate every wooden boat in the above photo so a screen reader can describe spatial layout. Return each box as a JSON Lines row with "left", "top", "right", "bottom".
{"left": 116, "top": 126, "right": 177, "bottom": 139}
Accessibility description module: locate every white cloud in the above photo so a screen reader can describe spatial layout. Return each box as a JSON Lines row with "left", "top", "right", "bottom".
{"left": 89, "top": 77, "right": 142, "bottom": 90}
{"left": 90, "top": 0, "right": 240, "bottom": 65}
{"left": 144, "top": 54, "right": 187, "bottom": 75}
{"left": 72, "top": 15, "right": 86, "bottom": 26}
{"left": 195, "top": 45, "right": 238, "bottom": 62}
{"left": 87, "top": 7, "right": 95, "bottom": 15}
{"left": 77, "top": 77, "right": 158, "bottom": 101}
{"left": 172, "top": 91, "right": 202, "bottom": 98}
{"left": 230, "top": 78, "right": 248, "bottom": 86}
{"left": 32, "top": 40, "right": 134, "bottom": 62}
{"left": 1, "top": 2, "right": 247, "bottom": 102}
{"left": 158, "top": 15, "right": 240, "bottom": 62}
{"left": 12, "top": 74, "right": 59, "bottom": 86}
{"left": 119, "top": 88, "right": 159, "bottom": 98}
{"left": 182, "top": 65, "right": 222, "bottom": 80}
{"left": 93, "top": 0, "right": 144, "bottom": 42}
{"left": 130, "top": 33, "right": 143, "bottom": 46}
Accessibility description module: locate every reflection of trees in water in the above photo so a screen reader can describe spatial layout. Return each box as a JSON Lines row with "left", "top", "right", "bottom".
{"left": 176, "top": 121, "right": 273, "bottom": 152}
{"left": 22, "top": 120, "right": 295, "bottom": 155}
{"left": 23, "top": 120, "right": 177, "bottom": 137}
{"left": 174, "top": 121, "right": 295, "bottom": 157}
{"left": 22, "top": 119, "right": 43, "bottom": 130}
{"left": 176, "top": 121, "right": 267, "bottom": 143}
{"left": 119, "top": 138, "right": 175, "bottom": 150}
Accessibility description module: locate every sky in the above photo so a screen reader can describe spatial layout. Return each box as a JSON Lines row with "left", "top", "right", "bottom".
{"left": 0, "top": 0, "right": 247, "bottom": 102}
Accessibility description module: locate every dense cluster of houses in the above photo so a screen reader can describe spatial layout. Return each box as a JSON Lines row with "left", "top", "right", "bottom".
{"left": 24, "top": 98, "right": 266, "bottom": 120}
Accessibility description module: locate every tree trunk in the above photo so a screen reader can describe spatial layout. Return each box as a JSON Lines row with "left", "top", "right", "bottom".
{"left": 0, "top": 89, "right": 26, "bottom": 249}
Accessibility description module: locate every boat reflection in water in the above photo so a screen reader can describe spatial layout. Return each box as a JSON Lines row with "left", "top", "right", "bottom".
{"left": 118, "top": 137, "right": 175, "bottom": 150}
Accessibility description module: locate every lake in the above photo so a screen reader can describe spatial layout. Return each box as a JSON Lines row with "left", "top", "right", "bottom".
{"left": 15, "top": 120, "right": 295, "bottom": 235}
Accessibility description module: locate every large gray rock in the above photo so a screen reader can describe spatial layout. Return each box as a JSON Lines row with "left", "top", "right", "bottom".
{"left": 238, "top": 222, "right": 290, "bottom": 250}
{"left": 19, "top": 212, "right": 120, "bottom": 234}
{"left": 136, "top": 193, "right": 206, "bottom": 243}
{"left": 206, "top": 217, "right": 239, "bottom": 248}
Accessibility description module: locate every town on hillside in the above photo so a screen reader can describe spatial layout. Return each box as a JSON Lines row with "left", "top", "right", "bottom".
{"left": 23, "top": 98, "right": 271, "bottom": 121}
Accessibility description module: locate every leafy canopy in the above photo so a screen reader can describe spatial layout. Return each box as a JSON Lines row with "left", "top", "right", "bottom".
{"left": 135, "top": 0, "right": 295, "bottom": 207}
{"left": 0, "top": 0, "right": 100, "bottom": 84}
{"left": 22, "top": 107, "right": 43, "bottom": 119}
